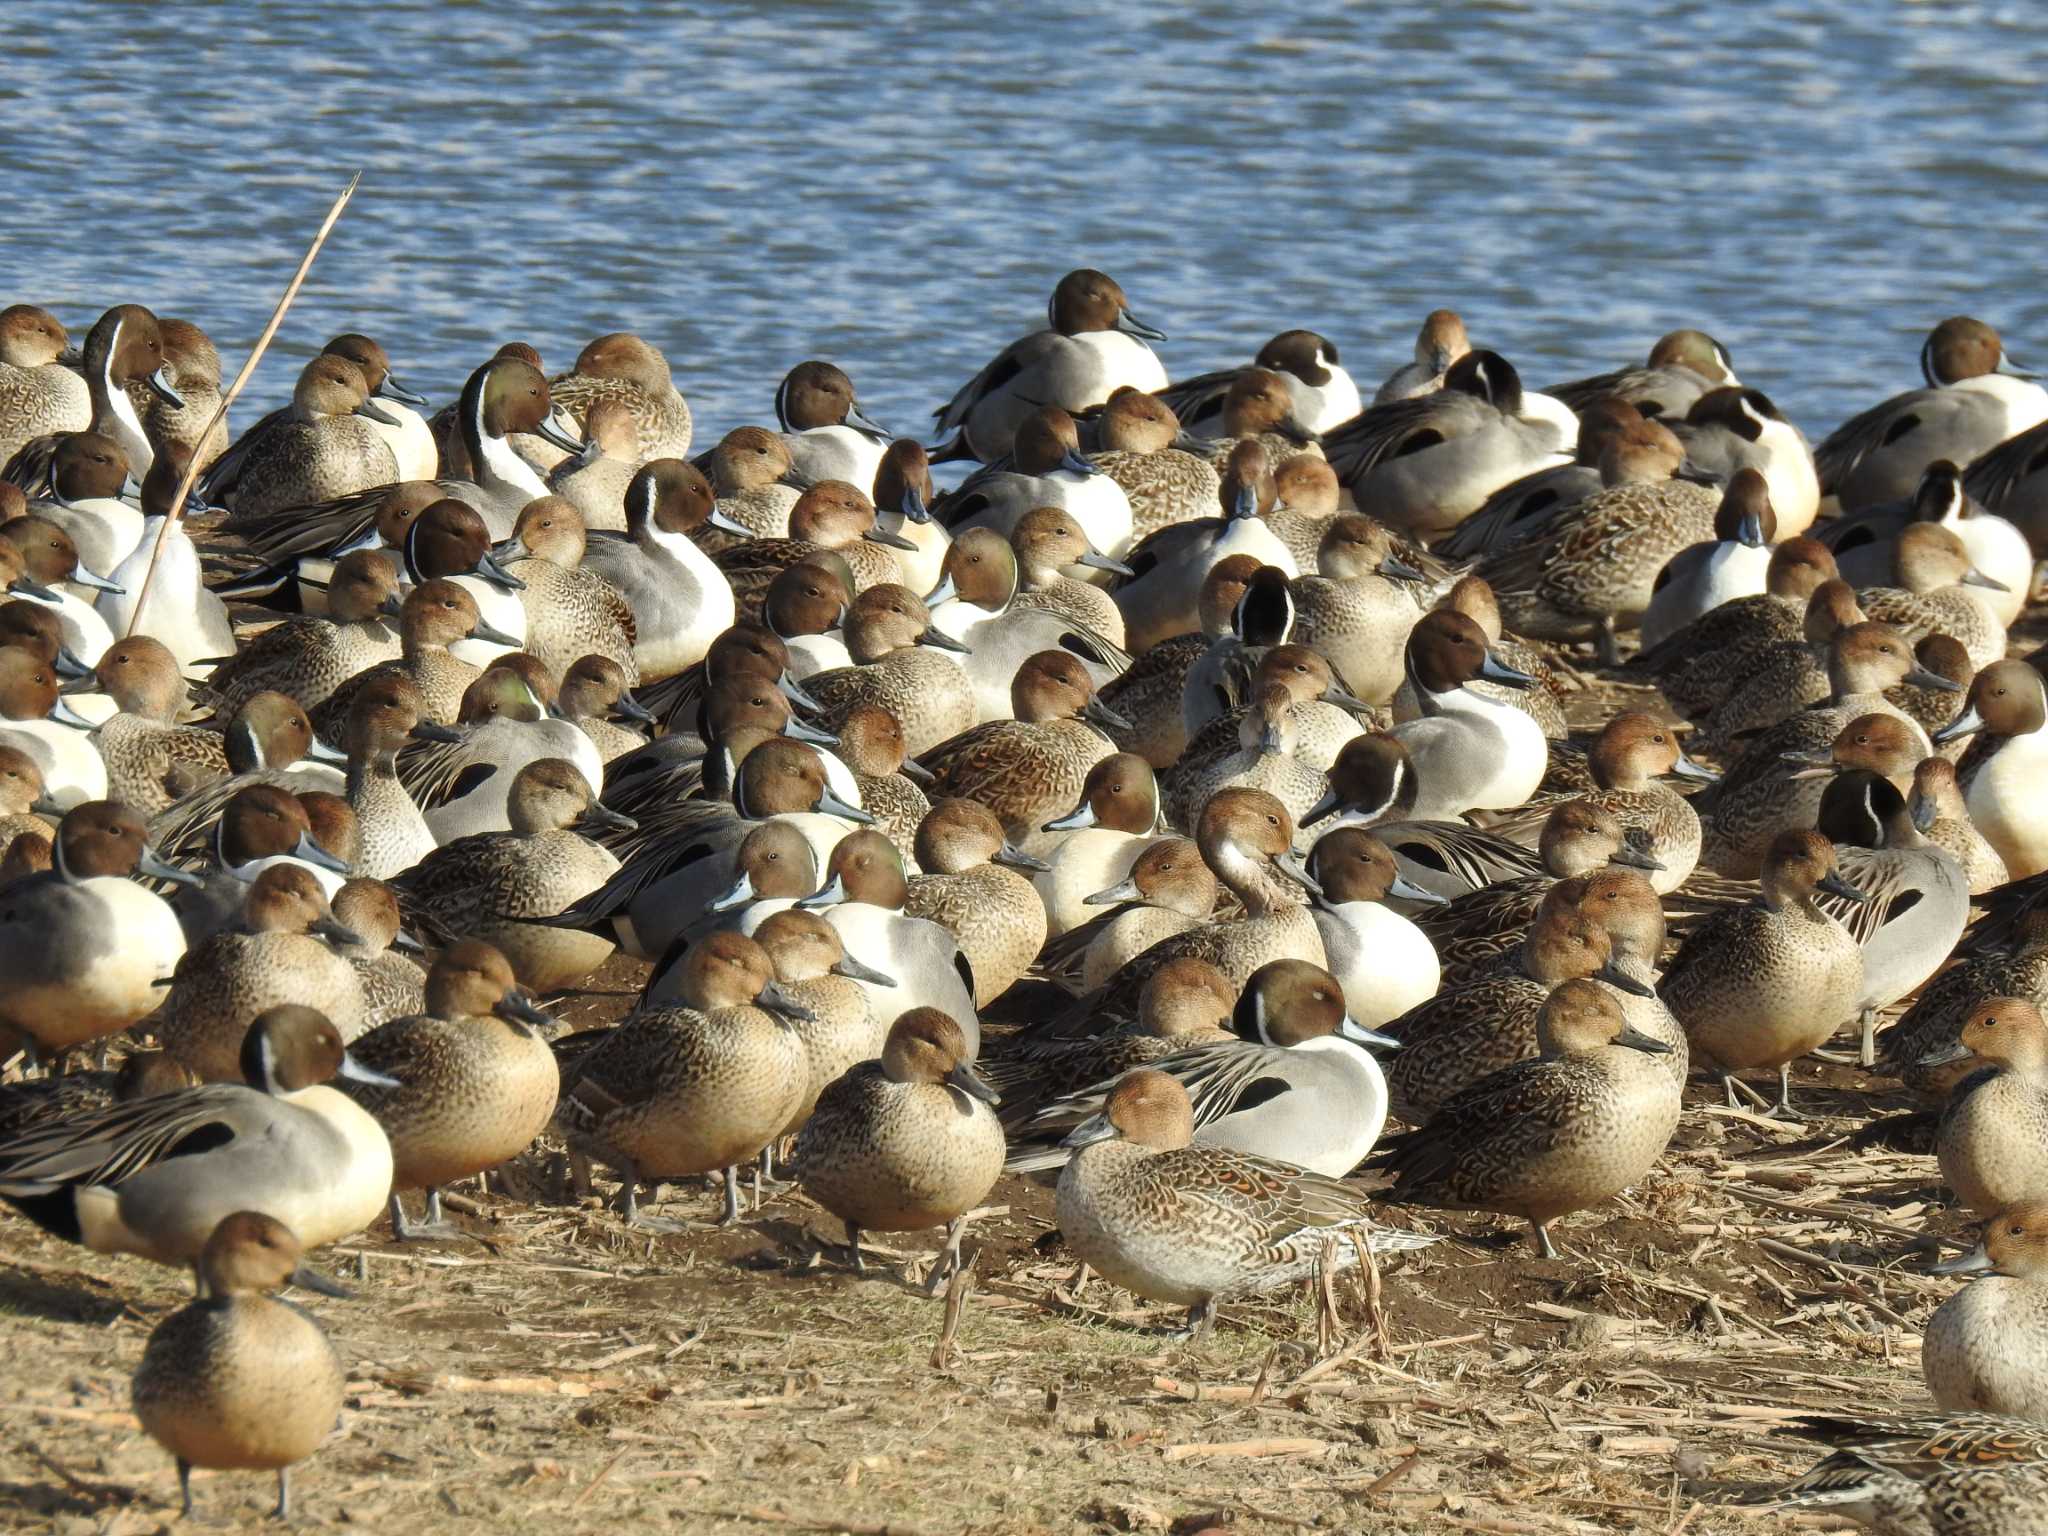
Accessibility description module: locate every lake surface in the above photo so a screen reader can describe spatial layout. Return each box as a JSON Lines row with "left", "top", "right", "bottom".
{"left": 7, "top": 1, "right": 2048, "bottom": 448}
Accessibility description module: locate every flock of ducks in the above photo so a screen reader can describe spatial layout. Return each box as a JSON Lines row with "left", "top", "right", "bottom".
{"left": 3, "top": 276, "right": 2048, "bottom": 1527}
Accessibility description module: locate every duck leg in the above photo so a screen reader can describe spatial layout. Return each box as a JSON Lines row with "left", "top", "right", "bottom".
{"left": 1593, "top": 618, "right": 1623, "bottom": 669}
{"left": 274, "top": 1464, "right": 293, "bottom": 1522}
{"left": 1860, "top": 1007, "right": 1878, "bottom": 1068}
{"left": 925, "top": 1214, "right": 973, "bottom": 1296}
{"left": 844, "top": 1219, "right": 866, "bottom": 1273}
{"left": 1530, "top": 1221, "right": 1560, "bottom": 1261}
{"left": 616, "top": 1160, "right": 691, "bottom": 1233}
{"left": 1771, "top": 1063, "right": 1799, "bottom": 1120}
{"left": 175, "top": 1458, "right": 195, "bottom": 1520}
{"left": 389, "top": 1189, "right": 462, "bottom": 1242}
{"left": 1723, "top": 1074, "right": 1775, "bottom": 1113}
{"left": 718, "top": 1165, "right": 743, "bottom": 1226}
{"left": 1175, "top": 1298, "right": 1218, "bottom": 1343}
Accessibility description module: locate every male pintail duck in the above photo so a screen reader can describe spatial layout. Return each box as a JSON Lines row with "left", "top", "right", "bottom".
{"left": 100, "top": 444, "right": 237, "bottom": 676}
{"left": 1922, "top": 998, "right": 2048, "bottom": 1219}
{"left": 1052, "top": 1068, "right": 1431, "bottom": 1341}
{"left": 1638, "top": 468, "right": 1778, "bottom": 649}
{"left": 131, "top": 1211, "right": 351, "bottom": 1522}
{"left": 409, "top": 664, "right": 606, "bottom": 844}
{"left": 933, "top": 268, "right": 1168, "bottom": 462}
{"left": 938, "top": 404, "right": 1134, "bottom": 560}
{"left": 5, "top": 511, "right": 121, "bottom": 666}
{"left": 762, "top": 556, "right": 855, "bottom": 680}
{"left": 1668, "top": 385, "right": 1821, "bottom": 539}
{"left": 1936, "top": 660, "right": 2048, "bottom": 879}
{"left": 163, "top": 781, "right": 354, "bottom": 944}
{"left": 776, "top": 358, "right": 891, "bottom": 492}
{"left": 868, "top": 437, "right": 950, "bottom": 594}
{"left": 1925, "top": 1199, "right": 2048, "bottom": 1420}
{"left": 1370, "top": 979, "right": 1679, "bottom": 1262}
{"left": 1387, "top": 609, "right": 1547, "bottom": 819}
{"left": 34, "top": 429, "right": 142, "bottom": 581}
{"left": 1827, "top": 459, "right": 2031, "bottom": 627}
{"left": 0, "top": 642, "right": 105, "bottom": 808}
{"left": 1434, "top": 395, "right": 1654, "bottom": 561}
{"left": 340, "top": 941, "right": 558, "bottom": 1239}
{"left": 0, "top": 305, "right": 88, "bottom": 468}
{"left": 1304, "top": 825, "right": 1443, "bottom": 1026}
{"left": 0, "top": 1049, "right": 196, "bottom": 1144}
{"left": 1030, "top": 750, "right": 1162, "bottom": 938}
{"left": 433, "top": 354, "right": 590, "bottom": 533}
{"left": 1392, "top": 573, "right": 1569, "bottom": 739}
{"left": 903, "top": 798, "right": 1050, "bottom": 1007}
{"left": 1161, "top": 329, "right": 1361, "bottom": 436}
{"left": 1546, "top": 328, "right": 1739, "bottom": 421}
{"left": 0, "top": 1004, "right": 395, "bottom": 1273}
{"left": 1658, "top": 829, "right": 1866, "bottom": 1114}
{"left": 1097, "top": 555, "right": 1260, "bottom": 770}
{"left": 398, "top": 496, "right": 527, "bottom": 670}
{"left": 793, "top": 1009, "right": 1004, "bottom": 1292}
{"left": 1818, "top": 316, "right": 2048, "bottom": 512}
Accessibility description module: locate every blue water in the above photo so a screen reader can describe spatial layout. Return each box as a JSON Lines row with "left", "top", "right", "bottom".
{"left": 7, "top": 0, "right": 2048, "bottom": 446}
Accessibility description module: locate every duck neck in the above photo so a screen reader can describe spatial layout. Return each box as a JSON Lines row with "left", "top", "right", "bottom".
{"left": 1211, "top": 840, "right": 1303, "bottom": 917}
{"left": 92, "top": 321, "right": 155, "bottom": 476}
{"left": 462, "top": 373, "right": 549, "bottom": 500}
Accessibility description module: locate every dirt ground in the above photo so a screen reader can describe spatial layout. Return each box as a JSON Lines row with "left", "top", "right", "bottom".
{"left": 0, "top": 662, "right": 2010, "bottom": 1535}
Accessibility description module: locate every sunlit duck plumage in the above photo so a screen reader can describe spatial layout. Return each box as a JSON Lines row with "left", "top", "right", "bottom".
{"left": 0, "top": 305, "right": 88, "bottom": 468}
{"left": 1923, "top": 1198, "right": 2048, "bottom": 1420}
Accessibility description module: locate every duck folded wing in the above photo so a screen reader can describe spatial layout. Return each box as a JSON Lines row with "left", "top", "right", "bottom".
{"left": 1369, "top": 1054, "right": 1598, "bottom": 1197}
{"left": 1006, "top": 1038, "right": 1290, "bottom": 1149}
{"left": 0, "top": 1088, "right": 247, "bottom": 1191}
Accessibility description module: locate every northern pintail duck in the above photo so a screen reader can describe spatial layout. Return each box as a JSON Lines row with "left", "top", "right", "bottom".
{"left": 938, "top": 404, "right": 1134, "bottom": 559}
{"left": 399, "top": 495, "right": 527, "bottom": 670}
{"left": 1305, "top": 825, "right": 1442, "bottom": 1025}
{"left": 832, "top": 701, "right": 932, "bottom": 853}
{"left": 0, "top": 800, "right": 195, "bottom": 1063}
{"left": 1669, "top": 384, "right": 1822, "bottom": 539}
{"left": 1819, "top": 316, "right": 2048, "bottom": 512}
{"left": 337, "top": 672, "right": 461, "bottom": 879}
{"left": 1433, "top": 395, "right": 1653, "bottom": 560}
{"left": 923, "top": 525, "right": 1128, "bottom": 723}
{"left": 1633, "top": 534, "right": 1840, "bottom": 720}
{"left": 553, "top": 930, "right": 809, "bottom": 1226}
{"left": 1753, "top": 1411, "right": 2048, "bottom": 1534}
{"left": 713, "top": 908, "right": 894, "bottom": 1120}
{"left": 1658, "top": 828, "right": 1866, "bottom": 1114}
{"left": 903, "top": 798, "right": 1049, "bottom": 1007}
{"left": 763, "top": 556, "right": 855, "bottom": 680}
{"left": 1322, "top": 350, "right": 1572, "bottom": 538}
{"left": 1391, "top": 574, "right": 1568, "bottom": 739}
{"left": 932, "top": 268, "right": 1168, "bottom": 463}
{"left": 1693, "top": 578, "right": 1872, "bottom": 748}
{"left": 713, "top": 479, "right": 911, "bottom": 612}
{"left": 1043, "top": 835, "right": 1218, "bottom": 995}
{"left": 1852, "top": 520, "right": 2009, "bottom": 672}
{"left": 920, "top": 649, "right": 1124, "bottom": 841}
{"left": 1184, "top": 366, "right": 1324, "bottom": 476}
{"left": 1371, "top": 978, "right": 1679, "bottom": 1261}
{"left": 1287, "top": 516, "right": 1426, "bottom": 707}
{"left": 1830, "top": 458, "right": 2032, "bottom": 627}
{"left": 1160, "top": 329, "right": 1362, "bottom": 436}
{"left": 0, "top": 305, "right": 88, "bottom": 467}
{"left": 798, "top": 584, "right": 978, "bottom": 756}
{"left": 1875, "top": 912, "right": 2048, "bottom": 1102}
{"left": 547, "top": 397, "right": 641, "bottom": 531}
{"left": 395, "top": 756, "right": 629, "bottom": 990}
{"left": 5, "top": 511, "right": 121, "bottom": 665}
{"left": 1923, "top": 998, "right": 2048, "bottom": 1219}
{"left": 1387, "top": 609, "right": 1547, "bottom": 819}
{"left": 163, "top": 781, "right": 353, "bottom": 942}
{"left": 1937, "top": 660, "right": 2048, "bottom": 879}
{"left": 0, "top": 644, "right": 105, "bottom": 806}
{"left": 1007, "top": 504, "right": 1131, "bottom": 647}
{"left": 793, "top": 1008, "right": 1003, "bottom": 1291}
{"left": 340, "top": 940, "right": 557, "bottom": 1238}
{"left": 776, "top": 358, "right": 890, "bottom": 491}
{"left": 1638, "top": 467, "right": 1778, "bottom": 648}
{"left": 1030, "top": 750, "right": 1162, "bottom": 937}
{"left": 0, "top": 1004, "right": 394, "bottom": 1271}
{"left": 575, "top": 458, "right": 736, "bottom": 681}
{"left": 986, "top": 954, "right": 1232, "bottom": 1108}
{"left": 319, "top": 332, "right": 434, "bottom": 478}
{"left": 129, "top": 317, "right": 230, "bottom": 470}
{"left": 204, "top": 354, "right": 399, "bottom": 517}
{"left": 330, "top": 878, "right": 425, "bottom": 1026}
{"left": 405, "top": 663, "right": 606, "bottom": 842}
{"left": 558, "top": 653, "right": 651, "bottom": 764}
{"left": 310, "top": 577, "right": 515, "bottom": 740}
{"left": 157, "top": 864, "right": 368, "bottom": 1079}
{"left": 1079, "top": 388, "right": 1219, "bottom": 544}
{"left": 432, "top": 354, "right": 589, "bottom": 533}
{"left": 868, "top": 437, "right": 950, "bottom": 594}
{"left": 100, "top": 444, "right": 236, "bottom": 676}
{"left": 3, "top": 304, "right": 181, "bottom": 485}
{"left": 1546, "top": 328, "right": 1739, "bottom": 421}
{"left": 1176, "top": 561, "right": 1300, "bottom": 745}
{"left": 1051, "top": 1067, "right": 1430, "bottom": 1340}
{"left": 490, "top": 497, "right": 638, "bottom": 683}
{"left": 1911, "top": 755, "right": 2008, "bottom": 893}
{"left": 202, "top": 551, "right": 403, "bottom": 719}
{"left": 1093, "top": 555, "right": 1258, "bottom": 769}
{"left": 529, "top": 331, "right": 690, "bottom": 467}
{"left": 132, "top": 1210, "right": 350, "bottom": 1523}
{"left": 0, "top": 740, "right": 52, "bottom": 849}
{"left": 1374, "top": 308, "right": 1471, "bottom": 403}
{"left": 1166, "top": 680, "right": 1331, "bottom": 833}
{"left": 1925, "top": 1199, "right": 2048, "bottom": 1419}
{"left": 693, "top": 425, "right": 800, "bottom": 540}
{"left": 35, "top": 428, "right": 143, "bottom": 576}
{"left": 0, "top": 1049, "right": 194, "bottom": 1147}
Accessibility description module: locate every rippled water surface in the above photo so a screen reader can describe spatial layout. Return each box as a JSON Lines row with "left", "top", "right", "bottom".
{"left": 7, "top": 1, "right": 2048, "bottom": 443}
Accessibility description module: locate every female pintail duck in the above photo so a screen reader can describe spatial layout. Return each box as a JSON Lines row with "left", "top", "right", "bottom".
{"left": 337, "top": 672, "right": 463, "bottom": 880}
{"left": 1114, "top": 440, "right": 1300, "bottom": 654}
{"left": 1412, "top": 800, "right": 1664, "bottom": 970}
{"left": 1260, "top": 453, "right": 1353, "bottom": 569}
{"left": 1163, "top": 329, "right": 1361, "bottom": 437}
{"left": 1920, "top": 999, "right": 2048, "bottom": 1219}
{"left": 713, "top": 480, "right": 912, "bottom": 613}
{"left": 776, "top": 359, "right": 891, "bottom": 492}
{"left": 99, "top": 444, "right": 236, "bottom": 677}
{"left": 1175, "top": 562, "right": 1299, "bottom": 747}
{"left": 395, "top": 757, "right": 629, "bottom": 990}
{"left": 1828, "top": 459, "right": 2031, "bottom": 628}
{"left": 552, "top": 930, "right": 809, "bottom": 1227}
{"left": 0, "top": 800, "right": 197, "bottom": 1064}
{"left": 1184, "top": 366, "right": 1325, "bottom": 475}
{"left": 1657, "top": 829, "right": 1867, "bottom": 1114}
{"left": 868, "top": 437, "right": 950, "bottom": 594}
{"left": 1694, "top": 582, "right": 1882, "bottom": 749}
{"left": 1013, "top": 957, "right": 1399, "bottom": 1180}
{"left": 1387, "top": 609, "right": 1547, "bottom": 819}
{"left": 833, "top": 702, "right": 932, "bottom": 856}
{"left": 0, "top": 305, "right": 88, "bottom": 468}
{"left": 1182, "top": 643, "right": 1373, "bottom": 787}
{"left": 902, "top": 798, "right": 1049, "bottom": 1007}
{"left": 36, "top": 429, "right": 143, "bottom": 577}
{"left": 1003, "top": 501, "right": 1144, "bottom": 654}
{"left": 695, "top": 425, "right": 800, "bottom": 540}
{"left": 1370, "top": 979, "right": 1679, "bottom": 1262}
{"left": 793, "top": 1008, "right": 1002, "bottom": 1292}
{"left": 579, "top": 459, "right": 738, "bottom": 681}
{"left": 936, "top": 405, "right": 1134, "bottom": 560}
{"left": 1030, "top": 751, "right": 1162, "bottom": 937}
{"left": 1547, "top": 328, "right": 1739, "bottom": 420}
{"left": 1544, "top": 869, "right": 1688, "bottom": 1078}
{"left": 1935, "top": 661, "right": 2048, "bottom": 879}
{"left": 1874, "top": 912, "right": 2048, "bottom": 1102}
{"left": 199, "top": 550, "right": 402, "bottom": 717}
{"left": 128, "top": 318, "right": 230, "bottom": 470}
{"left": 528, "top": 331, "right": 690, "bottom": 468}
{"left": 3, "top": 303, "right": 180, "bottom": 485}
{"left": 5, "top": 512, "right": 121, "bottom": 665}
{"left": 0, "top": 740, "right": 52, "bottom": 849}
{"left": 1476, "top": 422, "right": 1722, "bottom": 662}
{"left": 411, "top": 664, "right": 606, "bottom": 844}
{"left": 922, "top": 525, "right": 1129, "bottom": 723}
{"left": 1322, "top": 350, "right": 1573, "bottom": 538}
{"left": 165, "top": 781, "right": 354, "bottom": 944}
{"left": 1433, "top": 395, "right": 1650, "bottom": 561}
{"left": 1752, "top": 1412, "right": 2048, "bottom": 1533}
{"left": 1819, "top": 316, "right": 2048, "bottom": 513}
{"left": 1819, "top": 770, "right": 1971, "bottom": 1063}
{"left": 1304, "top": 826, "right": 1443, "bottom": 1027}
{"left": 1380, "top": 894, "right": 1654, "bottom": 1122}
{"left": 402, "top": 496, "right": 528, "bottom": 671}
{"left": 494, "top": 497, "right": 640, "bottom": 683}
{"left": 1667, "top": 385, "right": 1821, "bottom": 539}
{"left": 1098, "top": 555, "right": 1260, "bottom": 769}
{"left": 631, "top": 612, "right": 821, "bottom": 738}
{"left": 1052, "top": 1068, "right": 1432, "bottom": 1340}
{"left": 1925, "top": 1199, "right": 2048, "bottom": 1419}
{"left": 557, "top": 652, "right": 651, "bottom": 763}
{"left": 1375, "top": 308, "right": 1473, "bottom": 403}
{"left": 340, "top": 941, "right": 558, "bottom": 1239}
{"left": 1078, "top": 388, "right": 1220, "bottom": 543}
{"left": 1165, "top": 681, "right": 1330, "bottom": 834}
{"left": 1287, "top": 515, "right": 1427, "bottom": 707}
{"left": 932, "top": 268, "right": 1168, "bottom": 463}
{"left": 1912, "top": 756, "right": 2007, "bottom": 893}
{"left": 317, "top": 332, "right": 435, "bottom": 479}
{"left": 796, "top": 828, "right": 980, "bottom": 1053}
{"left": 1481, "top": 712, "right": 1714, "bottom": 892}
{"left": 329, "top": 878, "right": 425, "bottom": 1027}
{"left": 202, "top": 354, "right": 399, "bottom": 518}
{"left": 133, "top": 1213, "right": 351, "bottom": 1523}
{"left": 920, "top": 649, "right": 1126, "bottom": 841}
{"left": 548, "top": 397, "right": 642, "bottom": 530}
{"left": 1043, "top": 835, "right": 1218, "bottom": 996}
{"left": 157, "top": 865, "right": 368, "bottom": 1080}
{"left": 1849, "top": 520, "right": 2009, "bottom": 673}
{"left": 1633, "top": 535, "right": 1840, "bottom": 721}
{"left": 0, "top": 643, "right": 106, "bottom": 807}
{"left": 1638, "top": 468, "right": 1778, "bottom": 648}
{"left": 311, "top": 578, "right": 519, "bottom": 738}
